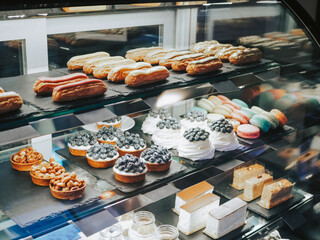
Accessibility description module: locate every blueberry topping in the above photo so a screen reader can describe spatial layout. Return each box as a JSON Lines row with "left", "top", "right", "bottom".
{"left": 140, "top": 145, "right": 171, "bottom": 164}
{"left": 148, "top": 108, "right": 171, "bottom": 119}
{"left": 184, "top": 110, "right": 207, "bottom": 121}
{"left": 69, "top": 131, "right": 98, "bottom": 147}
{"left": 208, "top": 119, "right": 233, "bottom": 133}
{"left": 116, "top": 132, "right": 146, "bottom": 150}
{"left": 114, "top": 154, "right": 146, "bottom": 173}
{"left": 87, "top": 143, "right": 118, "bottom": 160}
{"left": 102, "top": 116, "right": 121, "bottom": 124}
{"left": 183, "top": 127, "right": 210, "bottom": 142}
{"left": 156, "top": 118, "right": 181, "bottom": 130}
{"left": 96, "top": 126, "right": 124, "bottom": 142}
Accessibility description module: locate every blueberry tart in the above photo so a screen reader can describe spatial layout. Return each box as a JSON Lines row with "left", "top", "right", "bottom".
{"left": 141, "top": 108, "right": 171, "bottom": 134}
{"left": 116, "top": 132, "right": 147, "bottom": 157}
{"left": 177, "top": 127, "right": 215, "bottom": 161}
{"left": 86, "top": 143, "right": 119, "bottom": 168}
{"left": 113, "top": 154, "right": 147, "bottom": 183}
{"left": 96, "top": 126, "right": 124, "bottom": 145}
{"left": 68, "top": 132, "right": 98, "bottom": 156}
{"left": 97, "top": 116, "right": 122, "bottom": 129}
{"left": 151, "top": 117, "right": 181, "bottom": 149}
{"left": 208, "top": 119, "right": 239, "bottom": 152}
{"left": 141, "top": 145, "right": 172, "bottom": 171}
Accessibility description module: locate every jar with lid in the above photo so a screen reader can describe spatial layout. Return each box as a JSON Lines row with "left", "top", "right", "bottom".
{"left": 156, "top": 225, "right": 179, "bottom": 240}
{"left": 128, "top": 211, "right": 157, "bottom": 240}
{"left": 99, "top": 224, "right": 124, "bottom": 240}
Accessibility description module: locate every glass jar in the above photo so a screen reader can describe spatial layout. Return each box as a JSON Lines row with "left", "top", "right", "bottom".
{"left": 128, "top": 211, "right": 157, "bottom": 240}
{"left": 156, "top": 225, "right": 179, "bottom": 240}
{"left": 99, "top": 224, "right": 124, "bottom": 240}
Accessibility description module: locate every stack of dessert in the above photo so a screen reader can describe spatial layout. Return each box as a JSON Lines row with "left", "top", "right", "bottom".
{"left": 196, "top": 94, "right": 288, "bottom": 139}
{"left": 173, "top": 181, "right": 248, "bottom": 238}
{"left": 10, "top": 147, "right": 86, "bottom": 200}
{"left": 0, "top": 87, "right": 23, "bottom": 114}
{"left": 67, "top": 128, "right": 173, "bottom": 183}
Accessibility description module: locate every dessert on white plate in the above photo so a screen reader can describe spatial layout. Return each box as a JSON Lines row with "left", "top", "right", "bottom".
{"left": 173, "top": 181, "right": 214, "bottom": 215}
{"left": 180, "top": 110, "right": 208, "bottom": 131}
{"left": 208, "top": 119, "right": 239, "bottom": 152}
{"left": 152, "top": 118, "right": 181, "bottom": 149}
{"left": 177, "top": 127, "right": 215, "bottom": 161}
{"left": 204, "top": 197, "right": 247, "bottom": 239}
{"left": 96, "top": 125, "right": 124, "bottom": 145}
{"left": 177, "top": 193, "right": 220, "bottom": 235}
{"left": 141, "top": 108, "right": 170, "bottom": 134}
{"left": 97, "top": 116, "right": 122, "bottom": 129}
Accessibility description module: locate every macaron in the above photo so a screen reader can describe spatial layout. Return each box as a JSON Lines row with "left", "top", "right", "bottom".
{"left": 217, "top": 95, "right": 231, "bottom": 102}
{"left": 189, "top": 106, "right": 208, "bottom": 114}
{"left": 231, "top": 110, "right": 250, "bottom": 124}
{"left": 208, "top": 95, "right": 223, "bottom": 105}
{"left": 232, "top": 99, "right": 249, "bottom": 108}
{"left": 249, "top": 115, "right": 271, "bottom": 132}
{"left": 274, "top": 97, "right": 295, "bottom": 113}
{"left": 242, "top": 86, "right": 260, "bottom": 102}
{"left": 224, "top": 100, "right": 241, "bottom": 110}
{"left": 223, "top": 102, "right": 238, "bottom": 112}
{"left": 241, "top": 107, "right": 255, "bottom": 119}
{"left": 302, "top": 98, "right": 320, "bottom": 112}
{"left": 270, "top": 109, "right": 287, "bottom": 126}
{"left": 252, "top": 91, "right": 275, "bottom": 110}
{"left": 226, "top": 118, "right": 240, "bottom": 131}
{"left": 197, "top": 98, "right": 215, "bottom": 112}
{"left": 268, "top": 89, "right": 286, "bottom": 100}
{"left": 260, "top": 111, "right": 279, "bottom": 129}
{"left": 207, "top": 113, "right": 225, "bottom": 122}
{"left": 259, "top": 83, "right": 273, "bottom": 92}
{"left": 236, "top": 124, "right": 260, "bottom": 139}
{"left": 212, "top": 105, "right": 232, "bottom": 118}
{"left": 251, "top": 106, "right": 267, "bottom": 115}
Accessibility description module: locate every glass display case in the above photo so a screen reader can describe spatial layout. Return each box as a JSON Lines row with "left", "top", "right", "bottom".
{"left": 0, "top": 1, "right": 319, "bottom": 239}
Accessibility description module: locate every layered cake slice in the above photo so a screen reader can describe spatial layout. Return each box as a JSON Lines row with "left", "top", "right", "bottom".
{"left": 232, "top": 163, "right": 265, "bottom": 190}
{"left": 243, "top": 173, "right": 273, "bottom": 201}
{"left": 177, "top": 193, "right": 220, "bottom": 235}
{"left": 204, "top": 197, "right": 247, "bottom": 238}
{"left": 258, "top": 178, "right": 293, "bottom": 209}
{"left": 173, "top": 181, "right": 214, "bottom": 215}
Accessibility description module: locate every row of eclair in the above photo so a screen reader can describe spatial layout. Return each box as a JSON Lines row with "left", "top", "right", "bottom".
{"left": 0, "top": 87, "right": 23, "bottom": 114}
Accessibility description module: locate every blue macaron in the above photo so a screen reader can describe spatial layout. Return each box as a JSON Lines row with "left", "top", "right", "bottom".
{"left": 249, "top": 115, "right": 271, "bottom": 132}
{"left": 189, "top": 106, "right": 208, "bottom": 114}
{"left": 232, "top": 99, "right": 249, "bottom": 108}
{"left": 260, "top": 112, "right": 279, "bottom": 129}
{"left": 241, "top": 107, "right": 255, "bottom": 119}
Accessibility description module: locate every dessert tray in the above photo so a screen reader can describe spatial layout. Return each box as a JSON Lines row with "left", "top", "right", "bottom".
{"left": 0, "top": 104, "right": 39, "bottom": 124}
{"left": 82, "top": 115, "right": 135, "bottom": 132}
{"left": 56, "top": 148, "right": 187, "bottom": 193}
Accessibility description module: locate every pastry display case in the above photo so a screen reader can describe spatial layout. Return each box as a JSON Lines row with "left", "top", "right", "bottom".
{"left": 0, "top": 1, "right": 319, "bottom": 239}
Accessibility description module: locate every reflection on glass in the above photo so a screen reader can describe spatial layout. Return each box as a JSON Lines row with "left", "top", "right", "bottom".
{"left": 48, "top": 25, "right": 162, "bottom": 69}
{"left": 0, "top": 40, "right": 24, "bottom": 78}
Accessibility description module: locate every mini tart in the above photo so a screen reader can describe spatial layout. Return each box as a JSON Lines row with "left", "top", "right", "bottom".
{"left": 30, "top": 158, "right": 65, "bottom": 186}
{"left": 96, "top": 126, "right": 124, "bottom": 145}
{"left": 97, "top": 116, "right": 122, "bottom": 129}
{"left": 86, "top": 143, "right": 119, "bottom": 168}
{"left": 68, "top": 131, "right": 98, "bottom": 156}
{"left": 115, "top": 132, "right": 147, "bottom": 157}
{"left": 11, "top": 147, "right": 43, "bottom": 171}
{"left": 140, "top": 145, "right": 172, "bottom": 172}
{"left": 113, "top": 154, "right": 147, "bottom": 183}
{"left": 49, "top": 172, "right": 86, "bottom": 200}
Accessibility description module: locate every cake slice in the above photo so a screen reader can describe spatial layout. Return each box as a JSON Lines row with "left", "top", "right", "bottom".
{"left": 177, "top": 193, "right": 220, "bottom": 235}
{"left": 204, "top": 197, "right": 247, "bottom": 239}
{"left": 258, "top": 178, "right": 293, "bottom": 209}
{"left": 232, "top": 163, "right": 265, "bottom": 190}
{"left": 243, "top": 173, "right": 273, "bottom": 201}
{"left": 173, "top": 181, "right": 214, "bottom": 215}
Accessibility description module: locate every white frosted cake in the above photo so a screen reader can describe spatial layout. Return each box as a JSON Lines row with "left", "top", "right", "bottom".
{"left": 204, "top": 197, "right": 247, "bottom": 239}
{"left": 177, "top": 193, "right": 220, "bottom": 235}
{"left": 173, "top": 181, "right": 214, "bottom": 215}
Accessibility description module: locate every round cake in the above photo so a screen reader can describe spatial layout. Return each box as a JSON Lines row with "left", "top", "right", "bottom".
{"left": 177, "top": 127, "right": 215, "bottom": 161}
{"left": 97, "top": 116, "right": 122, "bottom": 129}
{"left": 86, "top": 143, "right": 119, "bottom": 168}
{"left": 68, "top": 132, "right": 98, "bottom": 156}
{"left": 96, "top": 126, "right": 124, "bottom": 145}
{"left": 116, "top": 132, "right": 147, "bottom": 157}
{"left": 208, "top": 119, "right": 239, "bottom": 152}
{"left": 113, "top": 154, "right": 147, "bottom": 183}
{"left": 141, "top": 109, "right": 171, "bottom": 134}
{"left": 151, "top": 118, "right": 181, "bottom": 149}
{"left": 140, "top": 145, "right": 172, "bottom": 172}
{"left": 180, "top": 110, "right": 208, "bottom": 131}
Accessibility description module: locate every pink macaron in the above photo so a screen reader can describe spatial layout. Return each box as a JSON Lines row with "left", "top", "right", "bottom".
{"left": 231, "top": 110, "right": 250, "bottom": 124}
{"left": 217, "top": 95, "right": 231, "bottom": 103}
{"left": 236, "top": 124, "right": 260, "bottom": 139}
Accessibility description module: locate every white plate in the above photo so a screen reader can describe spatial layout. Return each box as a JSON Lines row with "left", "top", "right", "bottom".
{"left": 82, "top": 116, "right": 135, "bottom": 133}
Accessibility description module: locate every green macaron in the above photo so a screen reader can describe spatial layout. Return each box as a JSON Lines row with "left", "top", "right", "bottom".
{"left": 241, "top": 107, "right": 255, "bottom": 119}
{"left": 250, "top": 115, "right": 271, "bottom": 132}
{"left": 232, "top": 99, "right": 249, "bottom": 108}
{"left": 260, "top": 112, "right": 279, "bottom": 129}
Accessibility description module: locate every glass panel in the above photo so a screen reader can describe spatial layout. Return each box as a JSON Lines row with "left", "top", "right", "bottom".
{"left": 48, "top": 25, "right": 162, "bottom": 69}
{"left": 0, "top": 40, "right": 24, "bottom": 78}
